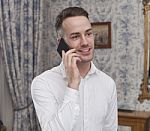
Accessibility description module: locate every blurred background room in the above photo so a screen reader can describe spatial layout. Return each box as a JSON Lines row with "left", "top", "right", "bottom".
{"left": 0, "top": 0, "right": 150, "bottom": 131}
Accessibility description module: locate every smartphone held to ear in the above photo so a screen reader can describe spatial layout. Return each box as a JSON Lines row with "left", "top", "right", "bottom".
{"left": 57, "top": 38, "right": 70, "bottom": 57}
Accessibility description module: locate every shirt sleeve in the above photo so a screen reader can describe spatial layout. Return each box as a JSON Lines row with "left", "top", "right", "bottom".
{"left": 31, "top": 77, "right": 80, "bottom": 131}
{"left": 102, "top": 80, "right": 118, "bottom": 131}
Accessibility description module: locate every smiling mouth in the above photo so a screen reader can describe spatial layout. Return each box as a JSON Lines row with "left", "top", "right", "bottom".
{"left": 78, "top": 48, "right": 91, "bottom": 54}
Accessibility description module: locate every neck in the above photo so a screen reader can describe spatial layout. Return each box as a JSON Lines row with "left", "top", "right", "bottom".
{"left": 78, "top": 62, "right": 91, "bottom": 77}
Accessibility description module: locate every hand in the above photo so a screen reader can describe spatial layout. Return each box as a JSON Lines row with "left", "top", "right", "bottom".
{"left": 62, "top": 49, "right": 81, "bottom": 90}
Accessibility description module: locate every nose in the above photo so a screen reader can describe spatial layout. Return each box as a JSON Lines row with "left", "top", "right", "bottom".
{"left": 80, "top": 35, "right": 88, "bottom": 46}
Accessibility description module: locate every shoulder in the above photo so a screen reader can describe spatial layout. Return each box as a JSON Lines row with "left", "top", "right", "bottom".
{"left": 98, "top": 70, "right": 114, "bottom": 82}
{"left": 94, "top": 69, "right": 116, "bottom": 93}
{"left": 31, "top": 65, "right": 62, "bottom": 90}
{"left": 33, "top": 65, "right": 61, "bottom": 81}
{"left": 94, "top": 67, "right": 114, "bottom": 82}
{"left": 91, "top": 62, "right": 115, "bottom": 84}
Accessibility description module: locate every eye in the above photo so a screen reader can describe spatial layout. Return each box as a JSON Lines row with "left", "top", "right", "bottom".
{"left": 70, "top": 35, "right": 80, "bottom": 40}
{"left": 86, "top": 31, "right": 94, "bottom": 37}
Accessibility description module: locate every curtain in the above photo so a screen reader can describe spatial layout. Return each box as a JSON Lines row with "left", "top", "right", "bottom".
{"left": 0, "top": 47, "right": 13, "bottom": 131}
{"left": 0, "top": 0, "right": 48, "bottom": 130}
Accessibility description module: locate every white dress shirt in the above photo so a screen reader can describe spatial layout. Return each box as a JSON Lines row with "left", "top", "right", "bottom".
{"left": 31, "top": 62, "right": 118, "bottom": 131}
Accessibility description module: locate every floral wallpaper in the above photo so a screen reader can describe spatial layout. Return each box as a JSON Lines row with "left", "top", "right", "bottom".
{"left": 43, "top": 0, "right": 148, "bottom": 112}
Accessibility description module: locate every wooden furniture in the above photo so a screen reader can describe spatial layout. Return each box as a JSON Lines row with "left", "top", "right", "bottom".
{"left": 118, "top": 110, "right": 150, "bottom": 131}
{"left": 138, "top": 4, "right": 150, "bottom": 102}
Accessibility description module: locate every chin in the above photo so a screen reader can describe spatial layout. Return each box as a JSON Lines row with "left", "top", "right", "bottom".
{"left": 80, "top": 57, "right": 93, "bottom": 63}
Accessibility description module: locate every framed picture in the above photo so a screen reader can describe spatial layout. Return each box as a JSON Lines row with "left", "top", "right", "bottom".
{"left": 91, "top": 22, "right": 111, "bottom": 48}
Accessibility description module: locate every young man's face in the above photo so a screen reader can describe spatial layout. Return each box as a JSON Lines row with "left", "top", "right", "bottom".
{"left": 62, "top": 16, "right": 95, "bottom": 63}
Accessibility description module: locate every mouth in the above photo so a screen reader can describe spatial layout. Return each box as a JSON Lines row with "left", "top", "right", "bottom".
{"left": 77, "top": 47, "right": 91, "bottom": 55}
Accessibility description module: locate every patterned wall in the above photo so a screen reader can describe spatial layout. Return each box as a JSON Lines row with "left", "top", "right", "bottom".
{"left": 43, "top": 0, "right": 150, "bottom": 111}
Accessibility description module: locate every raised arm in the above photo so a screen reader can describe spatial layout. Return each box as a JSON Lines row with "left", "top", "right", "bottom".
{"left": 31, "top": 77, "right": 80, "bottom": 131}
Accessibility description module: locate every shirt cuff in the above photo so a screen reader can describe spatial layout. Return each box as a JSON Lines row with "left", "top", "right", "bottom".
{"left": 64, "top": 87, "right": 79, "bottom": 104}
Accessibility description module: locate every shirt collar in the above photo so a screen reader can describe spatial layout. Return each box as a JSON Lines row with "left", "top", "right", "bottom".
{"left": 59, "top": 61, "right": 98, "bottom": 79}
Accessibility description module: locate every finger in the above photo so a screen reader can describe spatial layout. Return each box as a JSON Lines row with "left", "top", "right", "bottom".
{"left": 65, "top": 48, "right": 76, "bottom": 56}
{"left": 62, "top": 50, "right": 68, "bottom": 69}
{"left": 65, "top": 48, "right": 77, "bottom": 66}
{"left": 72, "top": 56, "right": 81, "bottom": 67}
{"left": 68, "top": 53, "right": 80, "bottom": 67}
{"left": 62, "top": 50, "right": 65, "bottom": 60}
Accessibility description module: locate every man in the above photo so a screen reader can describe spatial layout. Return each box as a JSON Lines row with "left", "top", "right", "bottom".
{"left": 31, "top": 7, "right": 118, "bottom": 131}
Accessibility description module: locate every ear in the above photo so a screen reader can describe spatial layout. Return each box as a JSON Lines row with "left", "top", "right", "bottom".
{"left": 56, "top": 31, "right": 63, "bottom": 43}
{"left": 57, "top": 37, "right": 61, "bottom": 44}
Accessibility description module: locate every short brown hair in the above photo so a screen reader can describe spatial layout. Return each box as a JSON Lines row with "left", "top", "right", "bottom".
{"left": 55, "top": 7, "right": 89, "bottom": 36}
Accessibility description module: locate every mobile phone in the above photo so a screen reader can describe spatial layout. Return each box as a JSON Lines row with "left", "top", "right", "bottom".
{"left": 57, "top": 38, "right": 70, "bottom": 57}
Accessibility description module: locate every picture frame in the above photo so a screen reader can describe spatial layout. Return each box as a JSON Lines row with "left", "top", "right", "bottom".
{"left": 91, "top": 22, "right": 111, "bottom": 48}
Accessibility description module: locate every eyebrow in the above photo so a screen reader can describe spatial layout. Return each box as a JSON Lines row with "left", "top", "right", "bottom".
{"left": 70, "top": 28, "right": 93, "bottom": 36}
